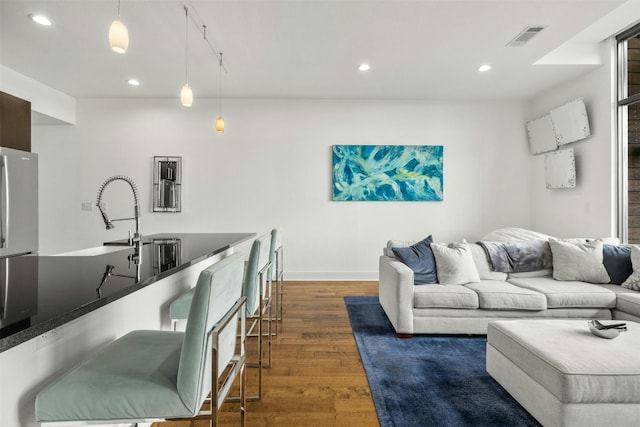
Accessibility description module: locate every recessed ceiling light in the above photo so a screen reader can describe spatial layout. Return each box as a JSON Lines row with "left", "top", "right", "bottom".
{"left": 29, "top": 14, "right": 53, "bottom": 26}
{"left": 478, "top": 64, "right": 492, "bottom": 72}
{"left": 358, "top": 63, "right": 371, "bottom": 72}
{"left": 127, "top": 79, "right": 140, "bottom": 86}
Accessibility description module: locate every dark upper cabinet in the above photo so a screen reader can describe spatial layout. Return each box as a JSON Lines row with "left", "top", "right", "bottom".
{"left": 0, "top": 92, "right": 31, "bottom": 152}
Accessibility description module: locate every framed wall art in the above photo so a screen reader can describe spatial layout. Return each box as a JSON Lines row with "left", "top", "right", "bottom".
{"left": 332, "top": 145, "right": 443, "bottom": 201}
{"left": 153, "top": 156, "right": 182, "bottom": 212}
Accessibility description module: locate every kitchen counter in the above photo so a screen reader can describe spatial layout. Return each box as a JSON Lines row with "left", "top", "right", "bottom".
{"left": 0, "top": 232, "right": 254, "bottom": 352}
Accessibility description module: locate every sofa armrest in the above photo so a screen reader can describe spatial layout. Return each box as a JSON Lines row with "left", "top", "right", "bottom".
{"left": 379, "top": 255, "right": 415, "bottom": 335}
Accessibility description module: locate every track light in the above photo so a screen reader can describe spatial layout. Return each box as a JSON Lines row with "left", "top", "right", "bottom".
{"left": 109, "top": 0, "right": 129, "bottom": 53}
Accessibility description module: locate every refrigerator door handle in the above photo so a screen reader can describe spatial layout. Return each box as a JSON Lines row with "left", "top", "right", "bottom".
{"left": 1, "top": 155, "right": 8, "bottom": 249}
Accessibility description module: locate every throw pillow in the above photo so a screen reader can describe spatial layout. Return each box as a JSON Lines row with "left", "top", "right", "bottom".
{"left": 622, "top": 246, "right": 640, "bottom": 291}
{"left": 602, "top": 244, "right": 632, "bottom": 285}
{"left": 548, "top": 239, "right": 610, "bottom": 284}
{"left": 430, "top": 240, "right": 480, "bottom": 286}
{"left": 392, "top": 236, "right": 437, "bottom": 284}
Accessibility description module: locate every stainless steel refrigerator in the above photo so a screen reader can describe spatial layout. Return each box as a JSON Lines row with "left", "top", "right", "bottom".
{"left": 0, "top": 147, "right": 38, "bottom": 335}
{"left": 0, "top": 147, "right": 38, "bottom": 258}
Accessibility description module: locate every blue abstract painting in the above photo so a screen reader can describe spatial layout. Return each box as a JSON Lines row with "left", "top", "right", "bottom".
{"left": 332, "top": 145, "right": 443, "bottom": 201}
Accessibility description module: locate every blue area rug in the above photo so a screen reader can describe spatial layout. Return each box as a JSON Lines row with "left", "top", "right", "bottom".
{"left": 345, "top": 296, "right": 541, "bottom": 427}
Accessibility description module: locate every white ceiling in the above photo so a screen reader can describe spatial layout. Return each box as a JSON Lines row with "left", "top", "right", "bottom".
{"left": 1, "top": 0, "right": 639, "bottom": 101}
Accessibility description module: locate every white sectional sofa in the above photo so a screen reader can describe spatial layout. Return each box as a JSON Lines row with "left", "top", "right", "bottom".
{"left": 379, "top": 228, "right": 640, "bottom": 336}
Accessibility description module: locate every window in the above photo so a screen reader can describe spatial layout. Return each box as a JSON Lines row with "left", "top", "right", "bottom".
{"left": 617, "top": 25, "right": 640, "bottom": 243}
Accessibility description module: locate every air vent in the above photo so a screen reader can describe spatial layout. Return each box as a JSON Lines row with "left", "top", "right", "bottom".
{"left": 506, "top": 26, "right": 546, "bottom": 47}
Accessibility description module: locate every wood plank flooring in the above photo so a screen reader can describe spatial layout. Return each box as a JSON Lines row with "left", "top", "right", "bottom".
{"left": 156, "top": 281, "right": 380, "bottom": 427}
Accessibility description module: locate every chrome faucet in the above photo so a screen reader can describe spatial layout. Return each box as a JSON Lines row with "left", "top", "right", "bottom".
{"left": 96, "top": 175, "right": 142, "bottom": 263}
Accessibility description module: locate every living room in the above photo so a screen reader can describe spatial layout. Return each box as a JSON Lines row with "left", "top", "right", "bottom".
{"left": 1, "top": 1, "right": 638, "bottom": 426}
{"left": 1, "top": 0, "right": 631, "bottom": 276}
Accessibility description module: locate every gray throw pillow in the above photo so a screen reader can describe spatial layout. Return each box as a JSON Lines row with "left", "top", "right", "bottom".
{"left": 603, "top": 244, "right": 632, "bottom": 285}
{"left": 392, "top": 235, "right": 437, "bottom": 284}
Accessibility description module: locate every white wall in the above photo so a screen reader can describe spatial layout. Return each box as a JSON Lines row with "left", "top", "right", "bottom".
{"left": 528, "top": 39, "right": 617, "bottom": 239}
{"left": 33, "top": 98, "right": 533, "bottom": 280}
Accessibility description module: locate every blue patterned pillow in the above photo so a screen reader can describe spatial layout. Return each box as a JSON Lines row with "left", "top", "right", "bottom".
{"left": 602, "top": 244, "right": 632, "bottom": 285}
{"left": 392, "top": 235, "right": 437, "bottom": 284}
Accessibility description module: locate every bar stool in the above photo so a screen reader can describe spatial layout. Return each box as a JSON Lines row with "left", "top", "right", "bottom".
{"left": 169, "top": 233, "right": 273, "bottom": 401}
{"left": 242, "top": 233, "right": 273, "bottom": 400}
{"left": 35, "top": 253, "right": 247, "bottom": 427}
{"left": 269, "top": 228, "right": 284, "bottom": 334}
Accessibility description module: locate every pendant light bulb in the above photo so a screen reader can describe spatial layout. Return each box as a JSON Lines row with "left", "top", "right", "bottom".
{"left": 181, "top": 84, "right": 193, "bottom": 107}
{"left": 109, "top": 1, "right": 128, "bottom": 53}
{"left": 215, "top": 116, "right": 225, "bottom": 133}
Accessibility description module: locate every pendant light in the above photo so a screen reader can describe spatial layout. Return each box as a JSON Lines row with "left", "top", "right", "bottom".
{"left": 109, "top": 0, "right": 129, "bottom": 53}
{"left": 180, "top": 6, "right": 193, "bottom": 107}
{"left": 215, "top": 53, "right": 225, "bottom": 133}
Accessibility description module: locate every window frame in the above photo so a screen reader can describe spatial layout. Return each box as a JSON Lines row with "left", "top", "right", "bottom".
{"left": 616, "top": 23, "right": 640, "bottom": 243}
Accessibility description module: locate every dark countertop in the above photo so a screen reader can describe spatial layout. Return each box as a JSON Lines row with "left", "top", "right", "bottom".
{"left": 0, "top": 232, "right": 255, "bottom": 353}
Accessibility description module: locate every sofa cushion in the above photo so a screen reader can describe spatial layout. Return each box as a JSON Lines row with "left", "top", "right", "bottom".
{"left": 430, "top": 241, "right": 480, "bottom": 286}
{"left": 391, "top": 235, "right": 437, "bottom": 284}
{"left": 413, "top": 284, "right": 479, "bottom": 309}
{"left": 598, "top": 283, "right": 640, "bottom": 318}
{"left": 507, "top": 277, "right": 617, "bottom": 309}
{"left": 507, "top": 269, "right": 552, "bottom": 278}
{"left": 603, "top": 244, "right": 633, "bottom": 285}
{"left": 469, "top": 243, "right": 508, "bottom": 281}
{"left": 465, "top": 280, "right": 547, "bottom": 311}
{"left": 615, "top": 292, "right": 640, "bottom": 318}
{"left": 548, "top": 239, "right": 610, "bottom": 284}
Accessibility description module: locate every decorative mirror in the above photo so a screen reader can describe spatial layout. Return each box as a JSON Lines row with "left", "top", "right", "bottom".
{"left": 527, "top": 114, "right": 557, "bottom": 155}
{"left": 545, "top": 148, "right": 576, "bottom": 189}
{"left": 550, "top": 98, "right": 591, "bottom": 146}
{"left": 153, "top": 156, "right": 182, "bottom": 212}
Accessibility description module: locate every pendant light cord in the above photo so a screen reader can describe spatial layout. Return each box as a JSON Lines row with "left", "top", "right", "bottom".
{"left": 219, "top": 53, "right": 223, "bottom": 114}
{"left": 117, "top": 0, "right": 121, "bottom": 18}
{"left": 184, "top": 6, "right": 189, "bottom": 84}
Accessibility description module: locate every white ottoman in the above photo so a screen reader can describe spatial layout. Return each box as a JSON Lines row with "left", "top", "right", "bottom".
{"left": 487, "top": 319, "right": 640, "bottom": 427}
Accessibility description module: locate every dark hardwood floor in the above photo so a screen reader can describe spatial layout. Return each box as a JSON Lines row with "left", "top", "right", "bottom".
{"left": 156, "top": 281, "right": 380, "bottom": 427}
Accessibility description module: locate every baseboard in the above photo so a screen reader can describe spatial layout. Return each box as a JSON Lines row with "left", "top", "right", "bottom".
{"left": 283, "top": 271, "right": 378, "bottom": 281}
